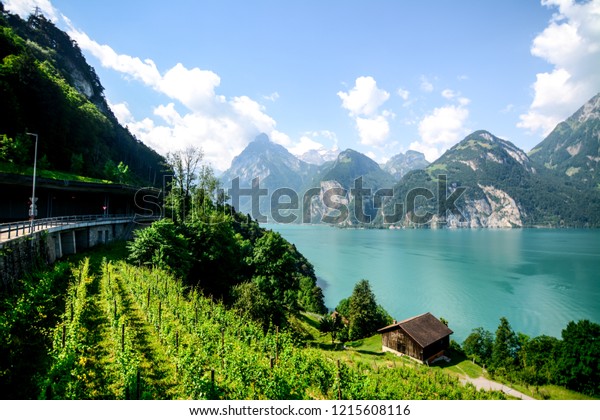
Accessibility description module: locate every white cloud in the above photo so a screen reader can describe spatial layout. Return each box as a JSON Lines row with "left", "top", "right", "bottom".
{"left": 108, "top": 101, "right": 133, "bottom": 125}
{"left": 365, "top": 151, "right": 377, "bottom": 161}
{"left": 288, "top": 136, "right": 325, "bottom": 156}
{"left": 4, "top": 0, "right": 58, "bottom": 21}
{"left": 159, "top": 64, "right": 221, "bottom": 112}
{"left": 410, "top": 104, "right": 470, "bottom": 162}
{"left": 337, "top": 76, "right": 390, "bottom": 116}
{"left": 408, "top": 142, "right": 442, "bottom": 163}
{"left": 441, "top": 89, "right": 456, "bottom": 99}
{"left": 269, "top": 130, "right": 292, "bottom": 147}
{"left": 518, "top": 0, "right": 600, "bottom": 135}
{"left": 59, "top": 22, "right": 290, "bottom": 171}
{"left": 420, "top": 75, "right": 434, "bottom": 92}
{"left": 397, "top": 88, "right": 410, "bottom": 101}
{"left": 262, "top": 92, "right": 280, "bottom": 102}
{"left": 419, "top": 105, "right": 469, "bottom": 146}
{"left": 356, "top": 115, "right": 390, "bottom": 147}
{"left": 338, "top": 76, "right": 393, "bottom": 147}
{"left": 230, "top": 95, "right": 277, "bottom": 134}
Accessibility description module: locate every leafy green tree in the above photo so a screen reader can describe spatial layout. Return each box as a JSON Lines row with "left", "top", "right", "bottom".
{"left": 519, "top": 335, "right": 560, "bottom": 385}
{"left": 556, "top": 320, "right": 600, "bottom": 396}
{"left": 70, "top": 152, "right": 84, "bottom": 173}
{"left": 0, "top": 133, "right": 30, "bottom": 166}
{"left": 346, "top": 279, "right": 390, "bottom": 340}
{"left": 491, "top": 317, "right": 519, "bottom": 371}
{"left": 297, "top": 275, "right": 327, "bottom": 314}
{"left": 184, "top": 215, "right": 243, "bottom": 301}
{"left": 248, "top": 231, "right": 300, "bottom": 326}
{"left": 127, "top": 218, "right": 192, "bottom": 280}
{"left": 165, "top": 146, "right": 204, "bottom": 223}
{"left": 335, "top": 298, "right": 350, "bottom": 319}
{"left": 232, "top": 282, "right": 272, "bottom": 331}
{"left": 462, "top": 327, "right": 494, "bottom": 366}
{"left": 319, "top": 314, "right": 343, "bottom": 344}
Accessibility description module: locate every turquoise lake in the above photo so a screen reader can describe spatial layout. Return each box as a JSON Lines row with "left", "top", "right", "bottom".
{"left": 269, "top": 225, "right": 600, "bottom": 342}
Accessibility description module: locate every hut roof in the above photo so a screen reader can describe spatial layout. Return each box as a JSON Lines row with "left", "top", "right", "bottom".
{"left": 378, "top": 312, "right": 453, "bottom": 348}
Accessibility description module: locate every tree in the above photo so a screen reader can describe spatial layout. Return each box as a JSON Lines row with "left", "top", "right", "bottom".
{"left": 127, "top": 218, "right": 192, "bottom": 280}
{"left": 319, "top": 314, "right": 342, "bottom": 344}
{"left": 556, "top": 320, "right": 600, "bottom": 396}
{"left": 346, "top": 279, "right": 390, "bottom": 340}
{"left": 165, "top": 146, "right": 204, "bottom": 222}
{"left": 246, "top": 230, "right": 301, "bottom": 326}
{"left": 184, "top": 214, "right": 243, "bottom": 301}
{"left": 462, "top": 327, "right": 494, "bottom": 366}
{"left": 232, "top": 282, "right": 272, "bottom": 331}
{"left": 519, "top": 335, "right": 560, "bottom": 385}
{"left": 491, "top": 317, "right": 519, "bottom": 371}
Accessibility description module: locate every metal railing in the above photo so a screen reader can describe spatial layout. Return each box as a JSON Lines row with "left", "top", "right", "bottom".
{"left": 0, "top": 214, "right": 158, "bottom": 242}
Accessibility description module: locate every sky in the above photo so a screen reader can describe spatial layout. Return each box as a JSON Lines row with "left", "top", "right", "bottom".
{"left": 4, "top": 0, "right": 600, "bottom": 172}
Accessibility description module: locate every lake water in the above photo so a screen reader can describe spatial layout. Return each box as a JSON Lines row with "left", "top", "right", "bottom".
{"left": 269, "top": 225, "right": 600, "bottom": 342}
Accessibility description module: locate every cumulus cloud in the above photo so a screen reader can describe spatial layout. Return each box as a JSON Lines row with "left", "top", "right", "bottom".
{"left": 57, "top": 21, "right": 291, "bottom": 171}
{"left": 410, "top": 104, "right": 470, "bottom": 162}
{"left": 338, "top": 76, "right": 393, "bottom": 147}
{"left": 337, "top": 76, "right": 390, "bottom": 117}
{"left": 356, "top": 115, "right": 390, "bottom": 147}
{"left": 518, "top": 0, "right": 600, "bottom": 135}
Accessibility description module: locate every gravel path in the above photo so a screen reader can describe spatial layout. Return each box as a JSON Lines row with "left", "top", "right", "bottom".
{"left": 460, "top": 375, "right": 535, "bottom": 400}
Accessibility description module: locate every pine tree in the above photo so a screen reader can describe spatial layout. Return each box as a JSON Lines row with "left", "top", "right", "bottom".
{"left": 491, "top": 317, "right": 518, "bottom": 371}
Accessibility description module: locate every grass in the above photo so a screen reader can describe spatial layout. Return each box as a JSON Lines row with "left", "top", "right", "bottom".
{"left": 0, "top": 162, "right": 113, "bottom": 184}
{"left": 489, "top": 377, "right": 594, "bottom": 401}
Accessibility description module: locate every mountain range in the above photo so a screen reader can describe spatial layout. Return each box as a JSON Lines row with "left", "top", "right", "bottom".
{"left": 222, "top": 93, "right": 600, "bottom": 227}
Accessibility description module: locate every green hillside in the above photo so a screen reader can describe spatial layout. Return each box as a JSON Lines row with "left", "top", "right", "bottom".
{"left": 0, "top": 8, "right": 165, "bottom": 185}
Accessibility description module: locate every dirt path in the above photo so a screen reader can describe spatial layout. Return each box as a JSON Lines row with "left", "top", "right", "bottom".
{"left": 460, "top": 375, "right": 534, "bottom": 400}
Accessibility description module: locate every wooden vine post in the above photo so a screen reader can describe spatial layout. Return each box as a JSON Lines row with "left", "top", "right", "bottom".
{"left": 337, "top": 360, "right": 342, "bottom": 400}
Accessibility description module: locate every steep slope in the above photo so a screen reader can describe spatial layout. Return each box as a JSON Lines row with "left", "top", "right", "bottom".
{"left": 529, "top": 92, "right": 600, "bottom": 190}
{"left": 383, "top": 150, "right": 429, "bottom": 180}
{"left": 0, "top": 10, "right": 165, "bottom": 185}
{"left": 379, "top": 130, "right": 600, "bottom": 228}
{"left": 220, "top": 133, "right": 318, "bottom": 217}
{"left": 304, "top": 149, "right": 396, "bottom": 225}
{"left": 318, "top": 148, "right": 395, "bottom": 190}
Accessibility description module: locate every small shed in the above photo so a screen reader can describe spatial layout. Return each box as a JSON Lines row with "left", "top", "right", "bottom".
{"left": 378, "top": 312, "right": 453, "bottom": 364}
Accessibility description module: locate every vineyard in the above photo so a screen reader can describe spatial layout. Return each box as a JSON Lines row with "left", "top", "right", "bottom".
{"left": 0, "top": 249, "right": 505, "bottom": 400}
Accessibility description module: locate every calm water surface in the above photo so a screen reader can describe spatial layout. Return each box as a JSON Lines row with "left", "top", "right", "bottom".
{"left": 270, "top": 225, "right": 600, "bottom": 342}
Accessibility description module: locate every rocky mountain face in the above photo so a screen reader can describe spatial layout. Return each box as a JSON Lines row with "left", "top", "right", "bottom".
{"left": 379, "top": 130, "right": 600, "bottom": 228}
{"left": 529, "top": 92, "right": 600, "bottom": 190}
{"left": 221, "top": 141, "right": 398, "bottom": 224}
{"left": 303, "top": 149, "right": 397, "bottom": 225}
{"left": 220, "top": 134, "right": 318, "bottom": 217}
{"left": 382, "top": 150, "right": 429, "bottom": 180}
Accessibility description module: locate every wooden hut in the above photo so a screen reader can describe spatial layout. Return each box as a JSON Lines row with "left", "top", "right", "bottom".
{"left": 378, "top": 312, "right": 453, "bottom": 364}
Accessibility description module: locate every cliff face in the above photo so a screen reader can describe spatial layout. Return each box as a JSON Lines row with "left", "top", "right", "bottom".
{"left": 379, "top": 130, "right": 600, "bottom": 228}
{"left": 529, "top": 92, "right": 600, "bottom": 190}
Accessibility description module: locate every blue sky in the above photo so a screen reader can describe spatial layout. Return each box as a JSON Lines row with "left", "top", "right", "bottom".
{"left": 5, "top": 0, "right": 600, "bottom": 171}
